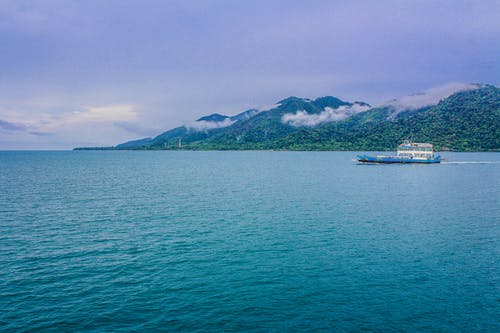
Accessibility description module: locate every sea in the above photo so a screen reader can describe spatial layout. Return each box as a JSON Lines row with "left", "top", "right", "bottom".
{"left": 0, "top": 151, "right": 499, "bottom": 332}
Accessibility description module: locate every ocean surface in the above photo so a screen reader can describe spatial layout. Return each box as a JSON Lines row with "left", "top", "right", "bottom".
{"left": 0, "top": 151, "right": 499, "bottom": 332}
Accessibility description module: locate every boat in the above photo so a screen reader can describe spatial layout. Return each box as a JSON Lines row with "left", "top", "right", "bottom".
{"left": 357, "top": 141, "right": 441, "bottom": 164}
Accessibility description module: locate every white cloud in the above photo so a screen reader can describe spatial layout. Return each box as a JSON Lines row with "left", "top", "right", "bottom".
{"left": 282, "top": 103, "right": 371, "bottom": 127}
{"left": 384, "top": 83, "right": 482, "bottom": 118}
{"left": 61, "top": 105, "right": 138, "bottom": 125}
{"left": 0, "top": 104, "right": 140, "bottom": 148}
{"left": 186, "top": 118, "right": 236, "bottom": 131}
{"left": 257, "top": 103, "right": 281, "bottom": 112}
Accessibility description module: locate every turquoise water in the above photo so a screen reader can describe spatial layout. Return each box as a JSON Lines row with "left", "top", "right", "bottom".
{"left": 0, "top": 151, "right": 499, "bottom": 332}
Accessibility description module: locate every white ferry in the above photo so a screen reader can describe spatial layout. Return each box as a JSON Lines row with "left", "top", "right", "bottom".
{"left": 357, "top": 141, "right": 441, "bottom": 164}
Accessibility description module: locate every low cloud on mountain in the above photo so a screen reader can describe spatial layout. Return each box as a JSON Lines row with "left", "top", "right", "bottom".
{"left": 384, "top": 83, "right": 481, "bottom": 118}
{"left": 186, "top": 118, "right": 236, "bottom": 131}
{"left": 282, "top": 103, "right": 371, "bottom": 127}
{"left": 257, "top": 103, "right": 281, "bottom": 112}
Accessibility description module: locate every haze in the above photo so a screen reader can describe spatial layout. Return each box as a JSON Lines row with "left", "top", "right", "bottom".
{"left": 1, "top": 0, "right": 498, "bottom": 149}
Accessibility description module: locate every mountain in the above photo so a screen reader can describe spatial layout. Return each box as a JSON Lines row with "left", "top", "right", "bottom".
{"left": 114, "top": 96, "right": 369, "bottom": 149}
{"left": 197, "top": 109, "right": 258, "bottom": 122}
{"left": 115, "top": 108, "right": 263, "bottom": 149}
{"left": 115, "top": 137, "right": 153, "bottom": 149}
{"left": 193, "top": 97, "right": 371, "bottom": 149}
{"left": 78, "top": 83, "right": 499, "bottom": 151}
{"left": 196, "top": 114, "right": 229, "bottom": 122}
{"left": 272, "top": 84, "right": 499, "bottom": 151}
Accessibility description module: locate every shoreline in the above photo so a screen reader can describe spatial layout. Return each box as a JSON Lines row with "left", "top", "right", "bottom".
{"left": 72, "top": 148, "right": 498, "bottom": 153}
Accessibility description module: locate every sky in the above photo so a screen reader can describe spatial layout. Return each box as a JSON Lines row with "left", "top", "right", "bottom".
{"left": 0, "top": 0, "right": 499, "bottom": 149}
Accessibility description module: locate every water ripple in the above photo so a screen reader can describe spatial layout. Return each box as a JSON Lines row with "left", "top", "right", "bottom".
{"left": 0, "top": 151, "right": 499, "bottom": 332}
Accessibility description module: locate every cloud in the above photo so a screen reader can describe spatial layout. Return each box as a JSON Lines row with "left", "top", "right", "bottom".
{"left": 186, "top": 118, "right": 236, "bottom": 131}
{"left": 282, "top": 103, "right": 371, "bottom": 127}
{"left": 62, "top": 105, "right": 138, "bottom": 125}
{"left": 114, "top": 121, "right": 157, "bottom": 137}
{"left": 28, "top": 131, "right": 54, "bottom": 136}
{"left": 2, "top": 104, "right": 137, "bottom": 132}
{"left": 0, "top": 104, "right": 140, "bottom": 148}
{"left": 0, "top": 1, "right": 49, "bottom": 33}
{"left": 185, "top": 105, "right": 268, "bottom": 131}
{"left": 257, "top": 103, "right": 281, "bottom": 112}
{"left": 9, "top": 104, "right": 138, "bottom": 130}
{"left": 0, "top": 119, "right": 27, "bottom": 131}
{"left": 384, "top": 83, "right": 482, "bottom": 117}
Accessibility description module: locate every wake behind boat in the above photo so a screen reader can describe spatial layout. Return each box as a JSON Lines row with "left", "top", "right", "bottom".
{"left": 357, "top": 141, "right": 441, "bottom": 164}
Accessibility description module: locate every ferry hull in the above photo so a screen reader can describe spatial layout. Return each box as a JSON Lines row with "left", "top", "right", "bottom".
{"left": 357, "top": 155, "right": 441, "bottom": 164}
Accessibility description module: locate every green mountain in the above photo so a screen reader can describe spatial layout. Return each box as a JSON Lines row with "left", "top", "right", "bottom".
{"left": 274, "top": 85, "right": 499, "bottom": 151}
{"left": 78, "top": 84, "right": 499, "bottom": 151}
{"left": 191, "top": 97, "right": 371, "bottom": 149}
{"left": 114, "top": 96, "right": 369, "bottom": 149}
{"left": 115, "top": 108, "right": 261, "bottom": 149}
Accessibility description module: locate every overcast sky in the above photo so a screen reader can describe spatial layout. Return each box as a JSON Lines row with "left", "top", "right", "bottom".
{"left": 1, "top": 0, "right": 499, "bottom": 149}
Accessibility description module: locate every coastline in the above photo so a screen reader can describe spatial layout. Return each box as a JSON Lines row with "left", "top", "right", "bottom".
{"left": 72, "top": 147, "right": 500, "bottom": 152}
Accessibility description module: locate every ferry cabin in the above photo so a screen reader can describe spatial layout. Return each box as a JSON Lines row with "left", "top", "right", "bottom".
{"left": 397, "top": 142, "right": 435, "bottom": 160}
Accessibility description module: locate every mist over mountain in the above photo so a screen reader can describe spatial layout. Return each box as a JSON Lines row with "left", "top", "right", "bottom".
{"left": 78, "top": 83, "right": 499, "bottom": 152}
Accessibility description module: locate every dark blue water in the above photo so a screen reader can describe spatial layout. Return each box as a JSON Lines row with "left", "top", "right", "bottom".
{"left": 1, "top": 151, "right": 499, "bottom": 332}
